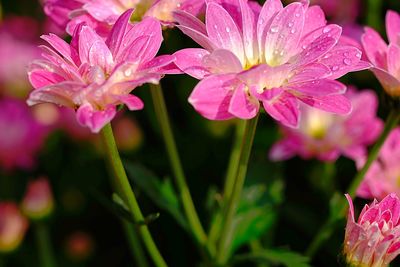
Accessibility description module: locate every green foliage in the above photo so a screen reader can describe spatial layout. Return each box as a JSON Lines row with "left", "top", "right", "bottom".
{"left": 232, "top": 249, "right": 311, "bottom": 267}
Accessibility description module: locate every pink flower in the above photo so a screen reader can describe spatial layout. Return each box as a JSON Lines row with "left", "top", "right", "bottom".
{"left": 269, "top": 88, "right": 383, "bottom": 161}
{"left": 22, "top": 178, "right": 55, "bottom": 220}
{"left": 27, "top": 9, "right": 175, "bottom": 133}
{"left": 344, "top": 193, "right": 400, "bottom": 267}
{"left": 0, "top": 203, "right": 29, "bottom": 253}
{"left": 43, "top": 0, "right": 205, "bottom": 37}
{"left": 174, "top": 0, "right": 368, "bottom": 127}
{"left": 362, "top": 10, "right": 400, "bottom": 97}
{"left": 0, "top": 98, "right": 47, "bottom": 171}
{"left": 357, "top": 128, "right": 400, "bottom": 201}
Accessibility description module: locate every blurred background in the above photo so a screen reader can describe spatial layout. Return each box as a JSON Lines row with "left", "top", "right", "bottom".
{"left": 1, "top": 0, "right": 400, "bottom": 266}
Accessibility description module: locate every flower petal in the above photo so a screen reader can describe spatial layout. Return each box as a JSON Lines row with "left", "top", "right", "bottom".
{"left": 173, "top": 10, "right": 207, "bottom": 35}
{"left": 176, "top": 25, "right": 217, "bottom": 51}
{"left": 386, "top": 10, "right": 400, "bottom": 45}
{"left": 76, "top": 103, "right": 116, "bottom": 133}
{"left": 202, "top": 49, "right": 243, "bottom": 74}
{"left": 361, "top": 27, "right": 388, "bottom": 69}
{"left": 264, "top": 2, "right": 305, "bottom": 66}
{"left": 388, "top": 44, "right": 400, "bottom": 78}
{"left": 228, "top": 83, "right": 259, "bottom": 119}
{"left": 288, "top": 79, "right": 346, "bottom": 96}
{"left": 303, "top": 5, "right": 326, "bottom": 37}
{"left": 206, "top": 3, "right": 245, "bottom": 64}
{"left": 188, "top": 74, "right": 236, "bottom": 120}
{"left": 298, "top": 94, "right": 352, "bottom": 115}
{"left": 263, "top": 92, "right": 299, "bottom": 127}
{"left": 174, "top": 48, "right": 211, "bottom": 79}
{"left": 106, "top": 9, "right": 134, "bottom": 57}
{"left": 371, "top": 67, "right": 400, "bottom": 97}
{"left": 115, "top": 94, "right": 144, "bottom": 111}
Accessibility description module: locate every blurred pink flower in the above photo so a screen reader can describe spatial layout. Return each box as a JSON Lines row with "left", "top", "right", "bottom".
{"left": 174, "top": 0, "right": 368, "bottom": 127}
{"left": 0, "top": 17, "right": 41, "bottom": 97}
{"left": 0, "top": 203, "right": 28, "bottom": 253}
{"left": 357, "top": 128, "right": 400, "bottom": 200}
{"left": 309, "top": 0, "right": 360, "bottom": 24}
{"left": 112, "top": 115, "right": 143, "bottom": 152}
{"left": 43, "top": 0, "right": 204, "bottom": 37}
{"left": 22, "top": 178, "right": 55, "bottom": 220}
{"left": 344, "top": 193, "right": 400, "bottom": 267}
{"left": 27, "top": 9, "right": 174, "bottom": 133}
{"left": 0, "top": 98, "right": 47, "bottom": 171}
{"left": 65, "top": 231, "right": 95, "bottom": 261}
{"left": 269, "top": 88, "right": 382, "bottom": 161}
{"left": 362, "top": 10, "right": 400, "bottom": 97}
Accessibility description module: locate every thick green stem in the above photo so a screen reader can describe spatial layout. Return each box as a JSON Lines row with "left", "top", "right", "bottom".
{"left": 149, "top": 84, "right": 208, "bottom": 249}
{"left": 122, "top": 221, "right": 149, "bottom": 267}
{"left": 100, "top": 124, "right": 167, "bottom": 267}
{"left": 35, "top": 223, "right": 56, "bottom": 267}
{"left": 216, "top": 116, "right": 259, "bottom": 265}
{"left": 207, "top": 121, "right": 246, "bottom": 250}
{"left": 306, "top": 110, "right": 400, "bottom": 257}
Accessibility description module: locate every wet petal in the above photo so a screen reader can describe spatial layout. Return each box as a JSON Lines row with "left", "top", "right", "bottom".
{"left": 174, "top": 48, "right": 211, "bottom": 79}
{"left": 228, "top": 83, "right": 259, "bottom": 119}
{"left": 76, "top": 103, "right": 117, "bottom": 133}
{"left": 361, "top": 27, "right": 388, "bottom": 69}
{"left": 386, "top": 10, "right": 400, "bottom": 45}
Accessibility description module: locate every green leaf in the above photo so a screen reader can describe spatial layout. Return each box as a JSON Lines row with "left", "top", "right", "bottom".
{"left": 232, "top": 249, "right": 311, "bottom": 267}
{"left": 124, "top": 162, "right": 189, "bottom": 230}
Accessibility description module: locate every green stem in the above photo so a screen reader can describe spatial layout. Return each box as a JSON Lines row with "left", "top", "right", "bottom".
{"left": 216, "top": 116, "right": 259, "bottom": 265}
{"left": 35, "top": 223, "right": 56, "bottom": 267}
{"left": 306, "top": 110, "right": 400, "bottom": 257}
{"left": 249, "top": 240, "right": 269, "bottom": 267}
{"left": 149, "top": 84, "right": 208, "bottom": 248}
{"left": 100, "top": 124, "right": 167, "bottom": 267}
{"left": 207, "top": 120, "right": 246, "bottom": 250}
{"left": 122, "top": 221, "right": 149, "bottom": 267}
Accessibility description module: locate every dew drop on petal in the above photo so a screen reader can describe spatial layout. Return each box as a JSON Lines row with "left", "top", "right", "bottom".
{"left": 295, "top": 13, "right": 300, "bottom": 17}
{"left": 322, "top": 27, "right": 331, "bottom": 34}
{"left": 288, "top": 22, "right": 294, "bottom": 27}
{"left": 225, "top": 27, "right": 230, "bottom": 33}
{"left": 331, "top": 66, "right": 339, "bottom": 71}
{"left": 124, "top": 69, "right": 132, "bottom": 76}
{"left": 290, "top": 29, "right": 296, "bottom": 34}
{"left": 270, "top": 26, "right": 279, "bottom": 33}
{"left": 343, "top": 58, "right": 352, "bottom": 65}
{"left": 356, "top": 52, "right": 362, "bottom": 58}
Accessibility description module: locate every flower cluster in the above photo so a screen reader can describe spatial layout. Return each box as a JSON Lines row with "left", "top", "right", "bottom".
{"left": 173, "top": 0, "right": 368, "bottom": 127}
{"left": 269, "top": 88, "right": 382, "bottom": 161}
{"left": 344, "top": 194, "right": 400, "bottom": 267}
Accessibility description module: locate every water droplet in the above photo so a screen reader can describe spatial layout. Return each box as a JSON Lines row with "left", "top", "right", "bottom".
{"left": 356, "top": 52, "right": 362, "bottom": 58}
{"left": 124, "top": 69, "right": 132, "bottom": 76}
{"left": 288, "top": 22, "right": 294, "bottom": 27}
{"left": 331, "top": 66, "right": 339, "bottom": 71}
{"left": 322, "top": 27, "right": 331, "bottom": 34}
{"left": 344, "top": 52, "right": 350, "bottom": 57}
{"left": 259, "top": 18, "right": 264, "bottom": 25}
{"left": 295, "top": 13, "right": 300, "bottom": 17}
{"left": 270, "top": 26, "right": 279, "bottom": 33}
{"left": 302, "top": 44, "right": 307, "bottom": 50}
{"left": 290, "top": 29, "right": 296, "bottom": 34}
{"left": 225, "top": 27, "right": 230, "bottom": 33}
{"left": 343, "top": 58, "right": 351, "bottom": 65}
{"left": 214, "top": 25, "right": 218, "bottom": 29}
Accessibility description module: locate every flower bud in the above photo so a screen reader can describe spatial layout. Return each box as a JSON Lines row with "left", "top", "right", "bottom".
{"left": 0, "top": 202, "right": 28, "bottom": 253}
{"left": 21, "top": 178, "right": 54, "bottom": 220}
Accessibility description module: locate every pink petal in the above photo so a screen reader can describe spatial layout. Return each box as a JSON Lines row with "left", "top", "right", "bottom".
{"left": 76, "top": 103, "right": 117, "bottom": 133}
{"left": 237, "top": 64, "right": 291, "bottom": 89}
{"left": 174, "top": 48, "right": 211, "bottom": 79}
{"left": 41, "top": 34, "right": 75, "bottom": 65}
{"left": 106, "top": 9, "right": 134, "bottom": 57}
{"left": 78, "top": 25, "right": 110, "bottom": 65}
{"left": 298, "top": 94, "right": 352, "bottom": 115}
{"left": 318, "top": 46, "right": 364, "bottom": 79}
{"left": 386, "top": 10, "right": 400, "bottom": 45}
{"left": 379, "top": 193, "right": 400, "bottom": 225}
{"left": 141, "top": 55, "right": 178, "bottom": 74}
{"left": 88, "top": 40, "right": 114, "bottom": 73}
{"left": 361, "top": 27, "right": 388, "bottom": 69}
{"left": 27, "top": 81, "right": 83, "bottom": 108}
{"left": 269, "top": 138, "right": 298, "bottom": 161}
{"left": 345, "top": 194, "right": 355, "bottom": 222}
{"left": 173, "top": 10, "right": 207, "bottom": 35}
{"left": 176, "top": 25, "right": 216, "bottom": 51}
{"left": 371, "top": 67, "right": 400, "bottom": 97}
{"left": 264, "top": 2, "right": 305, "bottom": 66}
{"left": 263, "top": 92, "right": 299, "bottom": 128}
{"left": 289, "top": 63, "right": 331, "bottom": 83}
{"left": 228, "top": 83, "right": 259, "bottom": 119}
{"left": 28, "top": 69, "right": 65, "bottom": 89}
{"left": 295, "top": 25, "right": 342, "bottom": 67}
{"left": 84, "top": 1, "right": 118, "bottom": 23}
{"left": 202, "top": 49, "right": 243, "bottom": 74}
{"left": 188, "top": 74, "right": 237, "bottom": 120}
{"left": 239, "top": 0, "right": 258, "bottom": 63}
{"left": 302, "top": 6, "right": 326, "bottom": 37}
{"left": 257, "top": 0, "right": 283, "bottom": 57}
{"left": 388, "top": 44, "right": 400, "bottom": 77}
{"left": 115, "top": 94, "right": 144, "bottom": 111}
{"left": 206, "top": 3, "right": 245, "bottom": 64}
{"left": 288, "top": 79, "right": 346, "bottom": 96}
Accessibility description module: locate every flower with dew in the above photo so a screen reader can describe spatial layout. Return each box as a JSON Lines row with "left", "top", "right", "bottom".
{"left": 0, "top": 203, "right": 29, "bottom": 253}
{"left": 173, "top": 0, "right": 369, "bottom": 127}
{"left": 344, "top": 193, "right": 400, "bottom": 267}
{"left": 0, "top": 98, "right": 47, "bottom": 171}
{"left": 362, "top": 10, "right": 400, "bottom": 97}
{"left": 357, "top": 128, "right": 400, "bottom": 201}
{"left": 27, "top": 9, "right": 175, "bottom": 133}
{"left": 269, "top": 88, "right": 382, "bottom": 161}
{"left": 22, "top": 178, "right": 55, "bottom": 220}
{"left": 43, "top": 0, "right": 205, "bottom": 37}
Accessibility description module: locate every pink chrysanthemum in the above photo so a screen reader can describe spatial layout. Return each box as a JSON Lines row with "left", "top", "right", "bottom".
{"left": 173, "top": 0, "right": 369, "bottom": 127}
{"left": 43, "top": 0, "right": 205, "bottom": 37}
{"left": 269, "top": 88, "right": 383, "bottom": 161}
{"left": 27, "top": 9, "right": 175, "bottom": 133}
{"left": 357, "top": 128, "right": 400, "bottom": 201}
{"left": 362, "top": 10, "right": 400, "bottom": 97}
{"left": 0, "top": 98, "right": 47, "bottom": 171}
{"left": 344, "top": 193, "right": 400, "bottom": 267}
